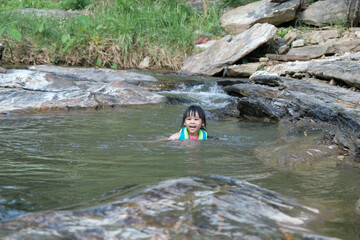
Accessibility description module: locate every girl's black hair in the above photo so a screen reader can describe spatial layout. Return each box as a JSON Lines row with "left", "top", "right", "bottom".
{"left": 181, "top": 105, "right": 206, "bottom": 128}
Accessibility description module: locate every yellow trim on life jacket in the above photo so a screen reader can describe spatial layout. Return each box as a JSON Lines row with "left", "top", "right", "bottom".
{"left": 178, "top": 127, "right": 207, "bottom": 140}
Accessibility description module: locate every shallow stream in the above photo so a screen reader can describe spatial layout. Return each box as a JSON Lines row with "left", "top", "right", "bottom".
{"left": 0, "top": 74, "right": 359, "bottom": 239}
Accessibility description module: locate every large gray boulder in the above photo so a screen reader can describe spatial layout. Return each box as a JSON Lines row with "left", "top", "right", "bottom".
{"left": 298, "top": 0, "right": 349, "bottom": 26}
{"left": 181, "top": 23, "right": 277, "bottom": 76}
{"left": 220, "top": 0, "right": 300, "bottom": 34}
{"left": 0, "top": 68, "right": 166, "bottom": 113}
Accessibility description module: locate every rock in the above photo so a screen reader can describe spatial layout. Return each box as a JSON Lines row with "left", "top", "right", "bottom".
{"left": 335, "top": 113, "right": 360, "bottom": 159}
{"left": 286, "top": 41, "right": 335, "bottom": 59}
{"left": 273, "top": 37, "right": 288, "bottom": 54}
{"left": 307, "top": 61, "right": 360, "bottom": 89}
{"left": 0, "top": 67, "right": 6, "bottom": 73}
{"left": 138, "top": 56, "right": 151, "bottom": 69}
{"left": 300, "top": 30, "right": 340, "bottom": 44}
{"left": 28, "top": 65, "right": 158, "bottom": 85}
{"left": 291, "top": 39, "right": 305, "bottom": 48}
{"left": 0, "top": 176, "right": 327, "bottom": 240}
{"left": 265, "top": 57, "right": 360, "bottom": 89}
{"left": 299, "top": 0, "right": 349, "bottom": 26}
{"left": 329, "top": 79, "right": 337, "bottom": 86}
{"left": 194, "top": 39, "right": 216, "bottom": 51}
{"left": 278, "top": 45, "right": 289, "bottom": 54}
{"left": 226, "top": 62, "right": 262, "bottom": 77}
{"left": 0, "top": 69, "right": 166, "bottom": 113}
{"left": 224, "top": 83, "right": 280, "bottom": 99}
{"left": 220, "top": 0, "right": 300, "bottom": 34}
{"left": 266, "top": 54, "right": 311, "bottom": 61}
{"left": 250, "top": 71, "right": 283, "bottom": 86}
{"left": 9, "top": 8, "right": 81, "bottom": 18}
{"left": 181, "top": 23, "right": 277, "bottom": 76}
{"left": 255, "top": 120, "right": 338, "bottom": 167}
{"left": 223, "top": 70, "right": 360, "bottom": 158}
{"left": 285, "top": 38, "right": 360, "bottom": 59}
{"left": 237, "top": 95, "right": 289, "bottom": 121}
{"left": 284, "top": 31, "right": 298, "bottom": 45}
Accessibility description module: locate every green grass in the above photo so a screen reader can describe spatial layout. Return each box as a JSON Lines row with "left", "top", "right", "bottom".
{"left": 0, "top": 0, "right": 227, "bottom": 70}
{"left": 221, "top": 0, "right": 260, "bottom": 8}
{"left": 0, "top": 0, "right": 95, "bottom": 10}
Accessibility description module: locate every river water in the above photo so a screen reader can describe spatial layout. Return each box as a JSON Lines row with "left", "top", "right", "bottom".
{"left": 0, "top": 74, "right": 359, "bottom": 239}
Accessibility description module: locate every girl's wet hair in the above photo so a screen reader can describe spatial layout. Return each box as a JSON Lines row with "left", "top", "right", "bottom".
{"left": 181, "top": 105, "right": 206, "bottom": 128}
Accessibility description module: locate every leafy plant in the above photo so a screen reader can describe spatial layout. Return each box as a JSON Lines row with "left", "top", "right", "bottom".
{"left": 0, "top": 22, "right": 22, "bottom": 41}
{"left": 61, "top": 33, "right": 75, "bottom": 53}
{"left": 276, "top": 27, "right": 289, "bottom": 38}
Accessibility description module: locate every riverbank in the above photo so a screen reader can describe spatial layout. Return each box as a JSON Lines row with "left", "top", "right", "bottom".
{"left": 0, "top": 0, "right": 227, "bottom": 70}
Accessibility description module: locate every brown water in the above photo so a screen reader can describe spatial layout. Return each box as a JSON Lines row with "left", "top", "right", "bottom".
{"left": 0, "top": 78, "right": 359, "bottom": 239}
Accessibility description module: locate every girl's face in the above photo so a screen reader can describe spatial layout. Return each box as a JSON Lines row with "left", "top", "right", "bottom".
{"left": 184, "top": 111, "right": 204, "bottom": 135}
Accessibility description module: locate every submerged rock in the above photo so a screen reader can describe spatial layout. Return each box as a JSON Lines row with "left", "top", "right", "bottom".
{"left": 254, "top": 120, "right": 338, "bottom": 167}
{"left": 0, "top": 175, "right": 336, "bottom": 240}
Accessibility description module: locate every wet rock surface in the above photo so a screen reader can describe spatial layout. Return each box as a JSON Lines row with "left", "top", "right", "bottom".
{"left": 0, "top": 175, "right": 337, "bottom": 240}
{"left": 223, "top": 71, "right": 360, "bottom": 161}
{"left": 0, "top": 66, "right": 166, "bottom": 113}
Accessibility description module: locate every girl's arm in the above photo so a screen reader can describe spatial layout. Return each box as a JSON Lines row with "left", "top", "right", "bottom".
{"left": 153, "top": 131, "right": 180, "bottom": 141}
{"left": 169, "top": 131, "right": 180, "bottom": 140}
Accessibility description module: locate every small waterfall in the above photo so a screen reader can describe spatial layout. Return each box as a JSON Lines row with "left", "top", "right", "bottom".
{"left": 158, "top": 81, "right": 235, "bottom": 110}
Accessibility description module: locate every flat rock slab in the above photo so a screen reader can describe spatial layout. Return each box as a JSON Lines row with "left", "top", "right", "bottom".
{"left": 8, "top": 8, "right": 82, "bottom": 18}
{"left": 181, "top": 23, "right": 277, "bottom": 76}
{"left": 29, "top": 65, "right": 158, "bottom": 84}
{"left": 0, "top": 68, "right": 166, "bottom": 113}
{"left": 286, "top": 39, "right": 360, "bottom": 59}
{"left": 265, "top": 55, "right": 360, "bottom": 88}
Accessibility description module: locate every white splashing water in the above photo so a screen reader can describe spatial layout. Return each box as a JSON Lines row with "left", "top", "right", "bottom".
{"left": 159, "top": 81, "right": 234, "bottom": 110}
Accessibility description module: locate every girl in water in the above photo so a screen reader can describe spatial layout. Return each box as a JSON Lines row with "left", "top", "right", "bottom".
{"left": 169, "top": 105, "right": 207, "bottom": 141}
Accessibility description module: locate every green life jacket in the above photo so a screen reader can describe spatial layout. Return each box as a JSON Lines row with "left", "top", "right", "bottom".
{"left": 178, "top": 126, "right": 207, "bottom": 140}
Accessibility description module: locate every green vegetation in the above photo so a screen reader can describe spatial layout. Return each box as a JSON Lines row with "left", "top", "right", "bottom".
{"left": 0, "top": 0, "right": 230, "bottom": 70}
{"left": 222, "top": 0, "right": 260, "bottom": 8}
{"left": 0, "top": 0, "right": 94, "bottom": 10}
